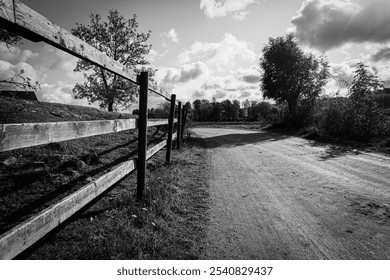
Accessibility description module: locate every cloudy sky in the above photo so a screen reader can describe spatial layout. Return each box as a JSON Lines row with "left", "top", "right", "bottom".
{"left": 2, "top": 0, "right": 390, "bottom": 110}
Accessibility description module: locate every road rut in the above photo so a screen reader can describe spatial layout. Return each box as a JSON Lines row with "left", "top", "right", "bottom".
{"left": 192, "top": 128, "right": 390, "bottom": 260}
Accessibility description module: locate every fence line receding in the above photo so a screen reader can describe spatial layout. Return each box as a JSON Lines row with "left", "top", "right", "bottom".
{"left": 0, "top": 0, "right": 188, "bottom": 259}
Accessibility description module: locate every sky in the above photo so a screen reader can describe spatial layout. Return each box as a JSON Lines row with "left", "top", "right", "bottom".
{"left": 2, "top": 0, "right": 390, "bottom": 111}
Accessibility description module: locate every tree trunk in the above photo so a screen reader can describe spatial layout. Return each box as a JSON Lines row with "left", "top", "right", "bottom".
{"left": 108, "top": 101, "right": 114, "bottom": 112}
{"left": 288, "top": 99, "right": 297, "bottom": 119}
{"left": 100, "top": 68, "right": 113, "bottom": 112}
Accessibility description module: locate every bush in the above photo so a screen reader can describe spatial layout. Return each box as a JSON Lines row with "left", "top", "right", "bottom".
{"left": 307, "top": 96, "right": 390, "bottom": 141}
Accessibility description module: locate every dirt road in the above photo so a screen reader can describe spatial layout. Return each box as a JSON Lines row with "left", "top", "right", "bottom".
{"left": 192, "top": 127, "right": 390, "bottom": 260}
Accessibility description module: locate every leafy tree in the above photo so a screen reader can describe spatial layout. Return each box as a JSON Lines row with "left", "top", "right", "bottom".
{"left": 153, "top": 101, "right": 171, "bottom": 118}
{"left": 350, "top": 62, "right": 384, "bottom": 100}
{"left": 210, "top": 99, "right": 222, "bottom": 121}
{"left": 192, "top": 99, "right": 202, "bottom": 121}
{"left": 221, "top": 99, "right": 232, "bottom": 121}
{"left": 260, "top": 33, "right": 329, "bottom": 118}
{"left": 71, "top": 10, "right": 152, "bottom": 111}
{"left": 192, "top": 99, "right": 213, "bottom": 121}
{"left": 232, "top": 100, "right": 240, "bottom": 120}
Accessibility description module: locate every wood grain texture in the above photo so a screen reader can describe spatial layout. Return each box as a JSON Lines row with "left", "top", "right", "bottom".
{"left": 0, "top": 0, "right": 172, "bottom": 100}
{"left": 0, "top": 0, "right": 15, "bottom": 23}
{"left": 0, "top": 137, "right": 176, "bottom": 259}
{"left": 0, "top": 119, "right": 137, "bottom": 152}
{"left": 147, "top": 119, "right": 168, "bottom": 127}
{"left": 0, "top": 159, "right": 136, "bottom": 260}
{"left": 146, "top": 133, "right": 176, "bottom": 160}
{"left": 149, "top": 80, "right": 172, "bottom": 102}
{"left": 0, "top": 118, "right": 176, "bottom": 152}
{"left": 11, "top": 1, "right": 137, "bottom": 83}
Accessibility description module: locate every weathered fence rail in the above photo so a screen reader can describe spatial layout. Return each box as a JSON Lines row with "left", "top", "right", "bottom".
{"left": 0, "top": 0, "right": 188, "bottom": 259}
{"left": 0, "top": 133, "right": 177, "bottom": 260}
{"left": 0, "top": 118, "right": 177, "bottom": 152}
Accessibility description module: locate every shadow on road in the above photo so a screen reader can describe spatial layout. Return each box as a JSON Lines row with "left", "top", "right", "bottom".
{"left": 191, "top": 131, "right": 291, "bottom": 149}
{"left": 307, "top": 140, "right": 365, "bottom": 161}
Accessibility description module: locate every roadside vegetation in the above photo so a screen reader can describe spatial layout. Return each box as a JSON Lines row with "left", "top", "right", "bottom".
{"left": 190, "top": 34, "right": 390, "bottom": 150}
{"left": 20, "top": 139, "right": 210, "bottom": 259}
{"left": 0, "top": 96, "right": 209, "bottom": 259}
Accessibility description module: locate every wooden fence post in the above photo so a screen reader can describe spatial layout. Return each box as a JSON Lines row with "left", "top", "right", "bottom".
{"left": 166, "top": 94, "right": 176, "bottom": 165}
{"left": 177, "top": 101, "right": 182, "bottom": 150}
{"left": 181, "top": 106, "right": 188, "bottom": 141}
{"left": 137, "top": 71, "right": 148, "bottom": 200}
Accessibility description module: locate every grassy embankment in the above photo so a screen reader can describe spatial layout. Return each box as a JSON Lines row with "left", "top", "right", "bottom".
{"left": 0, "top": 97, "right": 210, "bottom": 259}
{"left": 21, "top": 140, "right": 210, "bottom": 260}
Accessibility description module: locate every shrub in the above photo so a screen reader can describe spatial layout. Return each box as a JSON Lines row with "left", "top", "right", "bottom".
{"left": 307, "top": 96, "right": 390, "bottom": 141}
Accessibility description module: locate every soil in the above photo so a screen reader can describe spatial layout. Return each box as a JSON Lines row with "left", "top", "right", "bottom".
{"left": 192, "top": 127, "right": 390, "bottom": 260}
{"left": 0, "top": 96, "right": 168, "bottom": 235}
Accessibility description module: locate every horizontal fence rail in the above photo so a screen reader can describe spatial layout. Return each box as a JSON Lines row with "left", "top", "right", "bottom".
{"left": 0, "top": 0, "right": 174, "bottom": 102}
{"left": 0, "top": 0, "right": 137, "bottom": 83}
{"left": 0, "top": 133, "right": 177, "bottom": 260}
{"left": 0, "top": 0, "right": 188, "bottom": 259}
{"left": 0, "top": 118, "right": 177, "bottom": 152}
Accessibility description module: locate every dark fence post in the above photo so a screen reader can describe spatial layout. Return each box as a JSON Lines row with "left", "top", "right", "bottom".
{"left": 177, "top": 101, "right": 182, "bottom": 150}
{"left": 166, "top": 94, "right": 176, "bottom": 165}
{"left": 137, "top": 71, "right": 148, "bottom": 200}
{"left": 181, "top": 106, "right": 188, "bottom": 141}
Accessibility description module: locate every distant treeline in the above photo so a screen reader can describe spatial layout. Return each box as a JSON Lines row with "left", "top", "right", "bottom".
{"left": 190, "top": 90, "right": 390, "bottom": 140}
{"left": 135, "top": 30, "right": 390, "bottom": 143}
{"left": 191, "top": 99, "right": 280, "bottom": 123}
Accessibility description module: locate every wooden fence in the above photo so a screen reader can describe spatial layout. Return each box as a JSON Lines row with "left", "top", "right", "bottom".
{"left": 0, "top": 0, "right": 188, "bottom": 259}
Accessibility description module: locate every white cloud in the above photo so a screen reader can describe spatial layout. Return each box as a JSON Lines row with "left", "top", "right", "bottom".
{"left": 200, "top": 0, "right": 259, "bottom": 20}
{"left": 157, "top": 69, "right": 259, "bottom": 103}
{"left": 37, "top": 82, "right": 93, "bottom": 106}
{"left": 0, "top": 60, "right": 41, "bottom": 86}
{"left": 214, "top": 90, "right": 228, "bottom": 99}
{"left": 235, "top": 66, "right": 260, "bottom": 84}
{"left": 192, "top": 90, "right": 206, "bottom": 99}
{"left": 153, "top": 34, "right": 260, "bottom": 103}
{"left": 371, "top": 47, "right": 390, "bottom": 62}
{"left": 155, "top": 62, "right": 211, "bottom": 102}
{"left": 178, "top": 33, "right": 257, "bottom": 72}
{"left": 160, "top": 62, "right": 210, "bottom": 83}
{"left": 292, "top": 0, "right": 390, "bottom": 51}
{"left": 201, "top": 71, "right": 261, "bottom": 101}
{"left": 329, "top": 61, "right": 357, "bottom": 90}
{"left": 0, "top": 44, "right": 94, "bottom": 107}
{"left": 44, "top": 46, "right": 83, "bottom": 81}
{"left": 0, "top": 57, "right": 91, "bottom": 106}
{"left": 161, "top": 28, "right": 180, "bottom": 45}
{"left": 0, "top": 43, "right": 39, "bottom": 62}
{"left": 325, "top": 59, "right": 390, "bottom": 95}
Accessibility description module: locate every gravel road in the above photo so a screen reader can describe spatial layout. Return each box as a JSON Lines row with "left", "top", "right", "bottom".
{"left": 192, "top": 127, "right": 390, "bottom": 260}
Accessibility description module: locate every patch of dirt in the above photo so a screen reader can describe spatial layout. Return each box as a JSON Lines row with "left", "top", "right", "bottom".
{"left": 351, "top": 201, "right": 390, "bottom": 224}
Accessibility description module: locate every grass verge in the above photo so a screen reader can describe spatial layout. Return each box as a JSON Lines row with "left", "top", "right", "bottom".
{"left": 20, "top": 139, "right": 210, "bottom": 259}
